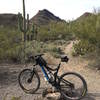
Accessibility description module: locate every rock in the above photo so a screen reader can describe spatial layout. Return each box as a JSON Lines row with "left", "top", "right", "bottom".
{"left": 46, "top": 92, "right": 61, "bottom": 100}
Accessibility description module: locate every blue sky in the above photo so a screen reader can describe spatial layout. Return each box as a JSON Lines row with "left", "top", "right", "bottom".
{"left": 0, "top": 0, "right": 100, "bottom": 20}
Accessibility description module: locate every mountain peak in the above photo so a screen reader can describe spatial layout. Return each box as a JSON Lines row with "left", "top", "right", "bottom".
{"left": 38, "top": 9, "right": 50, "bottom": 13}
{"left": 30, "top": 9, "right": 62, "bottom": 26}
{"left": 76, "top": 12, "right": 95, "bottom": 21}
{"left": 81, "top": 12, "right": 93, "bottom": 17}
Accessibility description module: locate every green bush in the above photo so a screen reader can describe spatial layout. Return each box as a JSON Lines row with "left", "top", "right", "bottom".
{"left": 11, "top": 96, "right": 21, "bottom": 100}
{"left": 37, "top": 21, "right": 74, "bottom": 41}
{"left": 0, "top": 26, "right": 22, "bottom": 62}
{"left": 72, "top": 40, "right": 95, "bottom": 56}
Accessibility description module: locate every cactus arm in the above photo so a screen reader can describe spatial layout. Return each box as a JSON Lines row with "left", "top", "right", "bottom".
{"left": 26, "top": 14, "right": 29, "bottom": 32}
{"left": 18, "top": 13, "right": 24, "bottom": 32}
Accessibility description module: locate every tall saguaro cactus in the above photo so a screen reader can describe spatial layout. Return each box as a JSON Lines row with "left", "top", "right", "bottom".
{"left": 18, "top": 0, "right": 30, "bottom": 63}
{"left": 18, "top": 0, "right": 29, "bottom": 40}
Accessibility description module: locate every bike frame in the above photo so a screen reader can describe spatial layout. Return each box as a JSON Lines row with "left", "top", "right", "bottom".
{"left": 38, "top": 63, "right": 61, "bottom": 86}
{"left": 31, "top": 54, "right": 73, "bottom": 88}
{"left": 40, "top": 64, "right": 49, "bottom": 81}
{"left": 38, "top": 63, "right": 74, "bottom": 88}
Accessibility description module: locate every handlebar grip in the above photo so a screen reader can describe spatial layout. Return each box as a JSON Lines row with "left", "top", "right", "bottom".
{"left": 28, "top": 53, "right": 44, "bottom": 60}
{"left": 34, "top": 53, "right": 44, "bottom": 58}
{"left": 28, "top": 55, "right": 34, "bottom": 60}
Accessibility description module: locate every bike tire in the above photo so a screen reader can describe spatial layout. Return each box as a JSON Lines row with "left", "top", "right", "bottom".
{"left": 18, "top": 69, "right": 40, "bottom": 94}
{"left": 59, "top": 72, "right": 87, "bottom": 100}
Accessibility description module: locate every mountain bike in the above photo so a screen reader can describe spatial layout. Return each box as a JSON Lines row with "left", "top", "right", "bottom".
{"left": 18, "top": 54, "right": 87, "bottom": 100}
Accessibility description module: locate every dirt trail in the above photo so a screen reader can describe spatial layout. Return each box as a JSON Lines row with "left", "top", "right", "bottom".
{"left": 0, "top": 41, "right": 100, "bottom": 100}
{"left": 60, "top": 41, "right": 100, "bottom": 100}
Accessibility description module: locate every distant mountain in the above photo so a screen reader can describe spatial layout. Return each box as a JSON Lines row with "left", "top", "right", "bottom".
{"left": 0, "top": 13, "right": 18, "bottom": 27}
{"left": 76, "top": 12, "right": 95, "bottom": 21}
{"left": 0, "top": 11, "right": 96, "bottom": 28}
{"left": 0, "top": 10, "right": 63, "bottom": 27}
{"left": 30, "top": 9, "right": 62, "bottom": 26}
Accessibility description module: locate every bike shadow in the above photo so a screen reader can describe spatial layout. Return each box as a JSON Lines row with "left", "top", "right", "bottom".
{"left": 45, "top": 91, "right": 100, "bottom": 100}
{"left": 82, "top": 94, "right": 95, "bottom": 100}
{"left": 35, "top": 90, "right": 100, "bottom": 100}
{"left": 82, "top": 92, "right": 100, "bottom": 100}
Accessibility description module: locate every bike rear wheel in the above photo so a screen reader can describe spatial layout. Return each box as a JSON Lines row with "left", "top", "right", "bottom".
{"left": 59, "top": 72, "right": 87, "bottom": 100}
{"left": 18, "top": 69, "right": 40, "bottom": 94}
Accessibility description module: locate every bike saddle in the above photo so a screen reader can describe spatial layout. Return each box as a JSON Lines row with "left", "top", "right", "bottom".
{"left": 61, "top": 55, "right": 69, "bottom": 63}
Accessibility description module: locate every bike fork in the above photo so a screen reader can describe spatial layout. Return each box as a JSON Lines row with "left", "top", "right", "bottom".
{"left": 27, "top": 68, "right": 35, "bottom": 83}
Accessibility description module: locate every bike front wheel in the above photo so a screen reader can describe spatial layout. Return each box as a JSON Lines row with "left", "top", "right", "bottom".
{"left": 59, "top": 72, "right": 87, "bottom": 100}
{"left": 18, "top": 69, "right": 40, "bottom": 94}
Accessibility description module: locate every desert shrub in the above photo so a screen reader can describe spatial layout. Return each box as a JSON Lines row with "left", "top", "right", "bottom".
{"left": 70, "top": 12, "right": 100, "bottom": 59}
{"left": 49, "top": 47, "right": 64, "bottom": 58}
{"left": 0, "top": 26, "right": 22, "bottom": 62}
{"left": 0, "top": 18, "right": 74, "bottom": 63}
{"left": 37, "top": 21, "right": 74, "bottom": 41}
{"left": 72, "top": 40, "right": 95, "bottom": 56}
{"left": 11, "top": 96, "right": 21, "bottom": 100}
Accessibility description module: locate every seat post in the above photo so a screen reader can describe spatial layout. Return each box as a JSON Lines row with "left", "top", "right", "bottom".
{"left": 53, "top": 62, "right": 61, "bottom": 85}
{"left": 57, "top": 62, "right": 61, "bottom": 72}
{"left": 54, "top": 62, "right": 61, "bottom": 76}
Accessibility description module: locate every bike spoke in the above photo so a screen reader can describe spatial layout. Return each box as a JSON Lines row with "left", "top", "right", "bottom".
{"left": 18, "top": 69, "right": 40, "bottom": 94}
{"left": 59, "top": 72, "right": 87, "bottom": 100}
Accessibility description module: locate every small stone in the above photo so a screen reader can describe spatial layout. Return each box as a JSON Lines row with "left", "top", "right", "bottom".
{"left": 46, "top": 92, "right": 60, "bottom": 100}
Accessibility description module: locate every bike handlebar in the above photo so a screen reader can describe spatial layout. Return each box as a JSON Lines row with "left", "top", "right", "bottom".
{"left": 34, "top": 53, "right": 44, "bottom": 58}
{"left": 28, "top": 53, "right": 44, "bottom": 60}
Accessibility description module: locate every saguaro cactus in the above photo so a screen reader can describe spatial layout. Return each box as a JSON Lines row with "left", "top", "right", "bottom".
{"left": 18, "top": 0, "right": 29, "bottom": 40}
{"left": 18, "top": 0, "right": 30, "bottom": 62}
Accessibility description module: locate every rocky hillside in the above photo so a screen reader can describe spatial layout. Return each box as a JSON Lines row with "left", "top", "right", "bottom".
{"left": 76, "top": 12, "right": 96, "bottom": 21}
{"left": 30, "top": 9, "right": 62, "bottom": 26}
{"left": 0, "top": 11, "right": 95, "bottom": 27}
{"left": 0, "top": 14, "right": 18, "bottom": 27}
{"left": 0, "top": 9, "right": 63, "bottom": 27}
